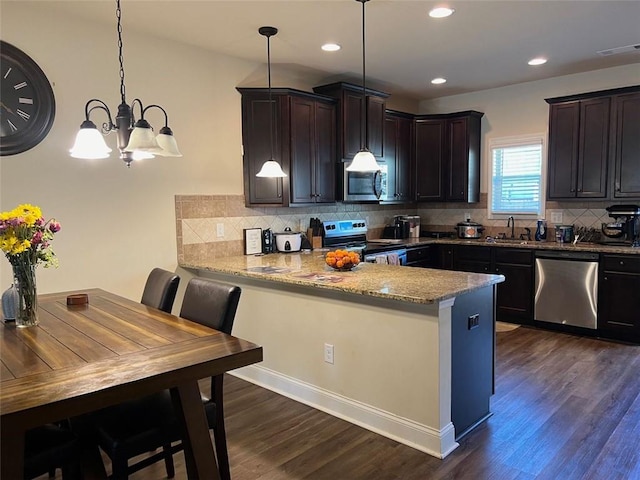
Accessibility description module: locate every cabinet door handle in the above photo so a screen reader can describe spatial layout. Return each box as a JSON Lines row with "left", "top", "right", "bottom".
{"left": 619, "top": 261, "right": 624, "bottom": 266}
{"left": 317, "top": 193, "right": 321, "bottom": 198}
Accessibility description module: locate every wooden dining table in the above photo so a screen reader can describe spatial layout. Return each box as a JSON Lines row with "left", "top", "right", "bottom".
{"left": 0, "top": 288, "right": 263, "bottom": 479}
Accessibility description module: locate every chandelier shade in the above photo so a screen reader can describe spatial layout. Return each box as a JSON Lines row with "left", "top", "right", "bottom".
{"left": 346, "top": 149, "right": 379, "bottom": 172}
{"left": 256, "top": 160, "right": 287, "bottom": 178}
{"left": 69, "top": 0, "right": 181, "bottom": 166}
{"left": 124, "top": 119, "right": 163, "bottom": 154}
{"left": 69, "top": 120, "right": 112, "bottom": 159}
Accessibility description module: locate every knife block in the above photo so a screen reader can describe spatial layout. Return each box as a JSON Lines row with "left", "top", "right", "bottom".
{"left": 307, "top": 229, "right": 323, "bottom": 249}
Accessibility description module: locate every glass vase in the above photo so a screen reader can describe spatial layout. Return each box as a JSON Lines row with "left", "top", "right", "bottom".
{"left": 13, "top": 263, "right": 39, "bottom": 328}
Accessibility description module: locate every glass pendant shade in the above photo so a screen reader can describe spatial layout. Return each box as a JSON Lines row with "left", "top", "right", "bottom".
{"left": 70, "top": 121, "right": 112, "bottom": 159}
{"left": 131, "top": 151, "right": 155, "bottom": 161}
{"left": 256, "top": 160, "right": 287, "bottom": 178}
{"left": 155, "top": 127, "right": 182, "bottom": 157}
{"left": 347, "top": 149, "right": 380, "bottom": 172}
{"left": 124, "top": 119, "right": 162, "bottom": 154}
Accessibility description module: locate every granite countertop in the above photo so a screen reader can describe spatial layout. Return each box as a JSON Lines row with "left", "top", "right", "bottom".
{"left": 385, "top": 237, "right": 640, "bottom": 255}
{"left": 182, "top": 253, "right": 504, "bottom": 305}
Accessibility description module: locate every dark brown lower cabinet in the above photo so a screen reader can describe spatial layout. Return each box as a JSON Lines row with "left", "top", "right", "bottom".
{"left": 598, "top": 254, "right": 640, "bottom": 343}
{"left": 493, "top": 249, "right": 534, "bottom": 325}
{"left": 452, "top": 245, "right": 533, "bottom": 325}
{"left": 405, "top": 245, "right": 435, "bottom": 268}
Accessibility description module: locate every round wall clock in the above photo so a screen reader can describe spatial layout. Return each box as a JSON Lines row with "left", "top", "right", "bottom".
{"left": 1, "top": 41, "right": 56, "bottom": 156}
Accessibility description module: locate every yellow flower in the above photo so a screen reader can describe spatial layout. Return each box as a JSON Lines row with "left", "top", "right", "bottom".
{"left": 12, "top": 204, "right": 42, "bottom": 226}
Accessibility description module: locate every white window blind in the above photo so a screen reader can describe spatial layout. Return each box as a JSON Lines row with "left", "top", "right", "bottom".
{"left": 489, "top": 136, "right": 544, "bottom": 217}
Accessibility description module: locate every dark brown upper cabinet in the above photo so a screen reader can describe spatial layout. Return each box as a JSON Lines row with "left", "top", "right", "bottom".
{"left": 313, "top": 82, "right": 389, "bottom": 162}
{"left": 414, "top": 111, "right": 483, "bottom": 203}
{"left": 383, "top": 110, "right": 414, "bottom": 203}
{"left": 546, "top": 85, "right": 640, "bottom": 200}
{"left": 547, "top": 97, "right": 610, "bottom": 199}
{"left": 613, "top": 91, "right": 640, "bottom": 198}
{"left": 238, "top": 88, "right": 337, "bottom": 207}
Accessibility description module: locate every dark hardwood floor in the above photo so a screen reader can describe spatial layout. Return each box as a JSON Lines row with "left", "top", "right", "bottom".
{"left": 45, "top": 325, "right": 640, "bottom": 479}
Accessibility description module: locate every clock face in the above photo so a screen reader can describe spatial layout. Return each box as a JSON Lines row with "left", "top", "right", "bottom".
{"left": 0, "top": 41, "right": 55, "bottom": 156}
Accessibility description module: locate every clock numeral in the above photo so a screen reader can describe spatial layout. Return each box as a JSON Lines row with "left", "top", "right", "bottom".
{"left": 7, "top": 119, "right": 18, "bottom": 132}
{"left": 3, "top": 67, "right": 11, "bottom": 79}
{"left": 17, "top": 109, "right": 30, "bottom": 122}
{"left": 19, "top": 98, "right": 34, "bottom": 105}
{"left": 14, "top": 81, "right": 28, "bottom": 90}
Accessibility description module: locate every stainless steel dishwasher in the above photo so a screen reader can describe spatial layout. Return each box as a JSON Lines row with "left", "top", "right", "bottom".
{"left": 534, "top": 250, "right": 599, "bottom": 329}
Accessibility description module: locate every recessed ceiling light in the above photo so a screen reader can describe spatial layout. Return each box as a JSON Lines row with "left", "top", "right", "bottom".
{"left": 321, "top": 43, "right": 341, "bottom": 52}
{"left": 431, "top": 77, "right": 447, "bottom": 85}
{"left": 528, "top": 57, "right": 547, "bottom": 66}
{"left": 429, "top": 7, "right": 455, "bottom": 18}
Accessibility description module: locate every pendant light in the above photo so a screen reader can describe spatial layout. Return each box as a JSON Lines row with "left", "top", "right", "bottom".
{"left": 347, "top": 0, "right": 381, "bottom": 172}
{"left": 256, "top": 26, "right": 287, "bottom": 178}
{"left": 69, "top": 0, "right": 182, "bottom": 166}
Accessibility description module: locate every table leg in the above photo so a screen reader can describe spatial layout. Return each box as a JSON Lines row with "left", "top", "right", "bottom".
{"left": 1, "top": 419, "right": 24, "bottom": 480}
{"left": 170, "top": 381, "right": 221, "bottom": 480}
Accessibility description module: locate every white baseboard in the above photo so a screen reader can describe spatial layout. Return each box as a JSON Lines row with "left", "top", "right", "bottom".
{"left": 230, "top": 365, "right": 459, "bottom": 459}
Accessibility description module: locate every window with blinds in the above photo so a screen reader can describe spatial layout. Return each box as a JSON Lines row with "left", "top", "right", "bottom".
{"left": 488, "top": 135, "right": 545, "bottom": 218}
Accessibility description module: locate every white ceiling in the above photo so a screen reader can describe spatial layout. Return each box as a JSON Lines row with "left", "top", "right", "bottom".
{"left": 33, "top": 0, "right": 640, "bottom": 100}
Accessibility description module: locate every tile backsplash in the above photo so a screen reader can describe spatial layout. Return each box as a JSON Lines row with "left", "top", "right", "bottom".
{"left": 176, "top": 194, "right": 621, "bottom": 264}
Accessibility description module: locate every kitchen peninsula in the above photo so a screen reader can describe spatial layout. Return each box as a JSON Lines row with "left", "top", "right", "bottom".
{"left": 182, "top": 252, "right": 504, "bottom": 458}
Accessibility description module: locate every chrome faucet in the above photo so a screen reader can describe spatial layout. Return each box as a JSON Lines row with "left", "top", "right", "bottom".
{"left": 507, "top": 216, "right": 515, "bottom": 238}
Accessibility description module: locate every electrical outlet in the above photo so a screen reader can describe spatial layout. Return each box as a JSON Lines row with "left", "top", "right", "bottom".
{"left": 468, "top": 314, "right": 479, "bottom": 330}
{"left": 551, "top": 211, "right": 563, "bottom": 224}
{"left": 464, "top": 212, "right": 471, "bottom": 221}
{"left": 324, "top": 343, "right": 334, "bottom": 364}
{"left": 216, "top": 223, "right": 224, "bottom": 238}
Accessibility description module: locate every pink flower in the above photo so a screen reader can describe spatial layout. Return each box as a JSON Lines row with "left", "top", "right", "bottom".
{"left": 32, "top": 231, "right": 43, "bottom": 245}
{"left": 48, "top": 221, "right": 61, "bottom": 233}
{"left": 36, "top": 217, "right": 45, "bottom": 226}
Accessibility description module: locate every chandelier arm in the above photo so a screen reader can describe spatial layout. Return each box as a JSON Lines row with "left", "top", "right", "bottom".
{"left": 142, "top": 104, "right": 169, "bottom": 127}
{"left": 84, "top": 99, "right": 115, "bottom": 132}
{"left": 130, "top": 98, "right": 145, "bottom": 122}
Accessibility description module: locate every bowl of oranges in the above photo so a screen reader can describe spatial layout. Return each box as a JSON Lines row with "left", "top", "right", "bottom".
{"left": 325, "top": 249, "right": 361, "bottom": 271}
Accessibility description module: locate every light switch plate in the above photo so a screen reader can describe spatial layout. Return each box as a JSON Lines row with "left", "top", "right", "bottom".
{"left": 216, "top": 223, "right": 224, "bottom": 238}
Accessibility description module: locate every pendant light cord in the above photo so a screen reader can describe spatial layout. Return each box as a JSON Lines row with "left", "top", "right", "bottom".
{"left": 267, "top": 34, "right": 274, "bottom": 161}
{"left": 116, "top": 0, "right": 126, "bottom": 105}
{"left": 361, "top": 0, "right": 368, "bottom": 151}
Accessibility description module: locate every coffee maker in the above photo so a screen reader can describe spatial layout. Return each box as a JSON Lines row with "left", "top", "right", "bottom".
{"left": 601, "top": 205, "right": 640, "bottom": 247}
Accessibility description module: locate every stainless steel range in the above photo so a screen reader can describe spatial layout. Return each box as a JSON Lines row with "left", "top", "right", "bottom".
{"left": 322, "top": 219, "right": 408, "bottom": 265}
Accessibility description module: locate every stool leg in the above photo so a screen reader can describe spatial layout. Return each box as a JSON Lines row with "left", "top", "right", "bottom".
{"left": 162, "top": 444, "right": 175, "bottom": 478}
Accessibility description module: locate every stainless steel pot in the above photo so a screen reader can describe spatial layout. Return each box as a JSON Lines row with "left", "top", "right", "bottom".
{"left": 275, "top": 227, "right": 302, "bottom": 252}
{"left": 455, "top": 221, "right": 484, "bottom": 239}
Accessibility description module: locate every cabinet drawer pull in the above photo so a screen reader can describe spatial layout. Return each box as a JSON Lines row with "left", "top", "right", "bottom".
{"left": 619, "top": 261, "right": 624, "bottom": 266}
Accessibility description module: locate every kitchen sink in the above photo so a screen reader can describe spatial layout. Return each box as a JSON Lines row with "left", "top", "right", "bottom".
{"left": 486, "top": 238, "right": 530, "bottom": 245}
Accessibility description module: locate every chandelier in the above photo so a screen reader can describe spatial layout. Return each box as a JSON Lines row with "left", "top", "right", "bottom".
{"left": 69, "top": 0, "right": 181, "bottom": 166}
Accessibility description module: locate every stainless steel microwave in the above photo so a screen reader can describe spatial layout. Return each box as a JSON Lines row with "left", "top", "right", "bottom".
{"left": 342, "top": 161, "right": 387, "bottom": 202}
